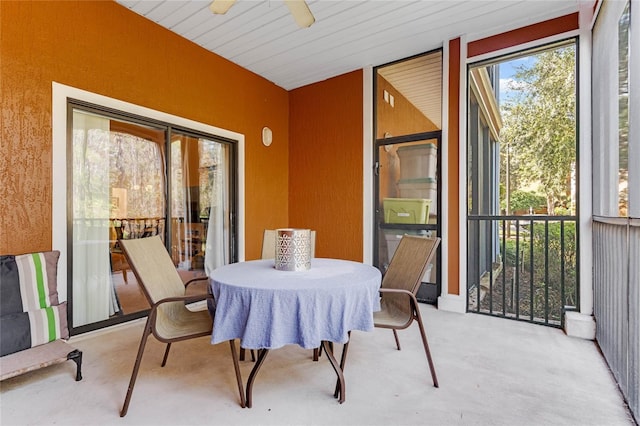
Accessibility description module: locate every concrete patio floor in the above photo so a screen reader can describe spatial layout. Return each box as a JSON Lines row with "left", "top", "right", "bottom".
{"left": 1, "top": 304, "right": 635, "bottom": 425}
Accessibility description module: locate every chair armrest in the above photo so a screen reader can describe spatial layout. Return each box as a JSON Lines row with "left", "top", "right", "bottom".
{"left": 378, "top": 288, "right": 422, "bottom": 310}
{"left": 152, "top": 293, "right": 214, "bottom": 309}
{"left": 183, "top": 276, "right": 212, "bottom": 305}
{"left": 184, "top": 275, "right": 209, "bottom": 288}
{"left": 379, "top": 288, "right": 414, "bottom": 296}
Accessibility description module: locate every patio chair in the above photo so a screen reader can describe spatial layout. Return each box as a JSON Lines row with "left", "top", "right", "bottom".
{"left": 374, "top": 235, "right": 440, "bottom": 387}
{"left": 118, "top": 236, "right": 245, "bottom": 417}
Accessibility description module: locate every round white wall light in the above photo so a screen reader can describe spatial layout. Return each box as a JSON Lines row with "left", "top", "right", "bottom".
{"left": 262, "top": 126, "right": 273, "bottom": 147}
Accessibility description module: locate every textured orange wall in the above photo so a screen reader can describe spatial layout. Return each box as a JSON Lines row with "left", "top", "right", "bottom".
{"left": 0, "top": 1, "right": 289, "bottom": 258}
{"left": 289, "top": 71, "right": 364, "bottom": 261}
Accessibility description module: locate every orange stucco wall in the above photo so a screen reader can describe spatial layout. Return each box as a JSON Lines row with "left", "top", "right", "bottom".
{"left": 0, "top": 1, "right": 289, "bottom": 259}
{"left": 289, "top": 71, "right": 364, "bottom": 261}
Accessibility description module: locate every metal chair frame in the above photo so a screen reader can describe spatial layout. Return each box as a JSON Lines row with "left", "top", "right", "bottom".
{"left": 374, "top": 235, "right": 441, "bottom": 387}
{"left": 118, "top": 236, "right": 246, "bottom": 417}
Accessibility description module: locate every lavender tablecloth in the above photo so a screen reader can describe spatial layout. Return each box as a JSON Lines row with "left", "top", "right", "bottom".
{"left": 209, "top": 258, "right": 382, "bottom": 350}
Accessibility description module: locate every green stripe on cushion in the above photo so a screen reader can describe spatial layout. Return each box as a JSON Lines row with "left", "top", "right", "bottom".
{"left": 45, "top": 306, "right": 57, "bottom": 342}
{"left": 31, "top": 253, "right": 47, "bottom": 309}
{"left": 26, "top": 305, "right": 66, "bottom": 348}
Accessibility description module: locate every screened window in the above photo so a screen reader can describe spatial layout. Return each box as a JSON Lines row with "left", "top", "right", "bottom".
{"left": 466, "top": 40, "right": 579, "bottom": 326}
{"left": 617, "top": 1, "right": 630, "bottom": 216}
{"left": 593, "top": 0, "right": 638, "bottom": 217}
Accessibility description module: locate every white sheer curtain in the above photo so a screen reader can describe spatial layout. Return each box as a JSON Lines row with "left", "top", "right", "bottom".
{"left": 72, "top": 111, "right": 115, "bottom": 326}
{"left": 204, "top": 141, "right": 228, "bottom": 276}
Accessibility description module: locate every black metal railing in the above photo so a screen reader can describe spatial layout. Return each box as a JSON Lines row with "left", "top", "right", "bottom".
{"left": 467, "top": 215, "right": 578, "bottom": 327}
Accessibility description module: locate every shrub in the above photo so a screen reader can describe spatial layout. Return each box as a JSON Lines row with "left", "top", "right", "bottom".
{"left": 530, "top": 221, "right": 577, "bottom": 310}
{"left": 501, "top": 190, "right": 546, "bottom": 213}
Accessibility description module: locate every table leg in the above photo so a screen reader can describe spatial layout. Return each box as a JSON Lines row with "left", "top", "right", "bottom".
{"left": 321, "top": 341, "right": 346, "bottom": 404}
{"left": 333, "top": 332, "right": 351, "bottom": 399}
{"left": 245, "top": 349, "right": 269, "bottom": 408}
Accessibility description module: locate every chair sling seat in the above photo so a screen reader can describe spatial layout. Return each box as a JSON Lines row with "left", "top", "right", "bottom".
{"left": 153, "top": 305, "right": 212, "bottom": 341}
{"left": 373, "top": 300, "right": 413, "bottom": 329}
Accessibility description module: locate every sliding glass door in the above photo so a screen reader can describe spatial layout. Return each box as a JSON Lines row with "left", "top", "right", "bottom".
{"left": 69, "top": 103, "right": 236, "bottom": 333}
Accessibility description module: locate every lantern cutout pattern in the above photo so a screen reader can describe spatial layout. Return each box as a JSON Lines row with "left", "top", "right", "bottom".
{"left": 275, "top": 228, "right": 311, "bottom": 271}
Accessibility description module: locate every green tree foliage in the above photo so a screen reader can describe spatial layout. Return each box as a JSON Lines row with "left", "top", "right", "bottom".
{"left": 500, "top": 46, "right": 576, "bottom": 214}
{"left": 500, "top": 190, "right": 546, "bottom": 213}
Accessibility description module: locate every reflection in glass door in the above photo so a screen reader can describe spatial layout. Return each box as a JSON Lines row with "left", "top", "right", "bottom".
{"left": 169, "top": 133, "right": 231, "bottom": 277}
{"left": 71, "top": 110, "right": 166, "bottom": 327}
{"left": 376, "top": 133, "right": 441, "bottom": 303}
{"left": 69, "top": 105, "right": 235, "bottom": 333}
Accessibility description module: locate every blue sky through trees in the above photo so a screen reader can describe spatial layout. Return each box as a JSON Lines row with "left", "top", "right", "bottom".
{"left": 499, "top": 56, "right": 535, "bottom": 104}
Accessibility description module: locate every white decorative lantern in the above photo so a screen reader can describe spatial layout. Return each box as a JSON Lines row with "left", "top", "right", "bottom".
{"left": 275, "top": 228, "right": 311, "bottom": 271}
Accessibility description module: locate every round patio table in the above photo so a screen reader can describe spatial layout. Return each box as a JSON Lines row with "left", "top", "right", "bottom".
{"left": 209, "top": 258, "right": 381, "bottom": 407}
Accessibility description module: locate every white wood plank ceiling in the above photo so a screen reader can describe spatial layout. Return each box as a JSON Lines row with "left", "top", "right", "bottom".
{"left": 116, "top": 0, "right": 579, "bottom": 91}
{"left": 116, "top": 0, "right": 578, "bottom": 125}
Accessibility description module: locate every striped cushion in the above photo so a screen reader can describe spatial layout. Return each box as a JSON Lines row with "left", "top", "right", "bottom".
{"left": 1, "top": 251, "right": 67, "bottom": 357}
{"left": 0, "top": 303, "right": 69, "bottom": 357}
{"left": 0, "top": 251, "right": 60, "bottom": 315}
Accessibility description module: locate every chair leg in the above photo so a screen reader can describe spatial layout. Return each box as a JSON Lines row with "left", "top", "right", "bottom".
{"left": 239, "top": 347, "right": 256, "bottom": 362}
{"left": 161, "top": 343, "right": 172, "bottom": 367}
{"left": 414, "top": 310, "right": 438, "bottom": 388}
{"left": 392, "top": 329, "right": 401, "bottom": 350}
{"left": 228, "top": 340, "right": 246, "bottom": 408}
{"left": 314, "top": 343, "right": 330, "bottom": 361}
{"left": 120, "top": 320, "right": 153, "bottom": 417}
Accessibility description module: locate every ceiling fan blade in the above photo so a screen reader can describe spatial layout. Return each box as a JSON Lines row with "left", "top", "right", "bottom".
{"left": 210, "top": 0, "right": 236, "bottom": 15}
{"left": 284, "top": 0, "right": 315, "bottom": 28}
